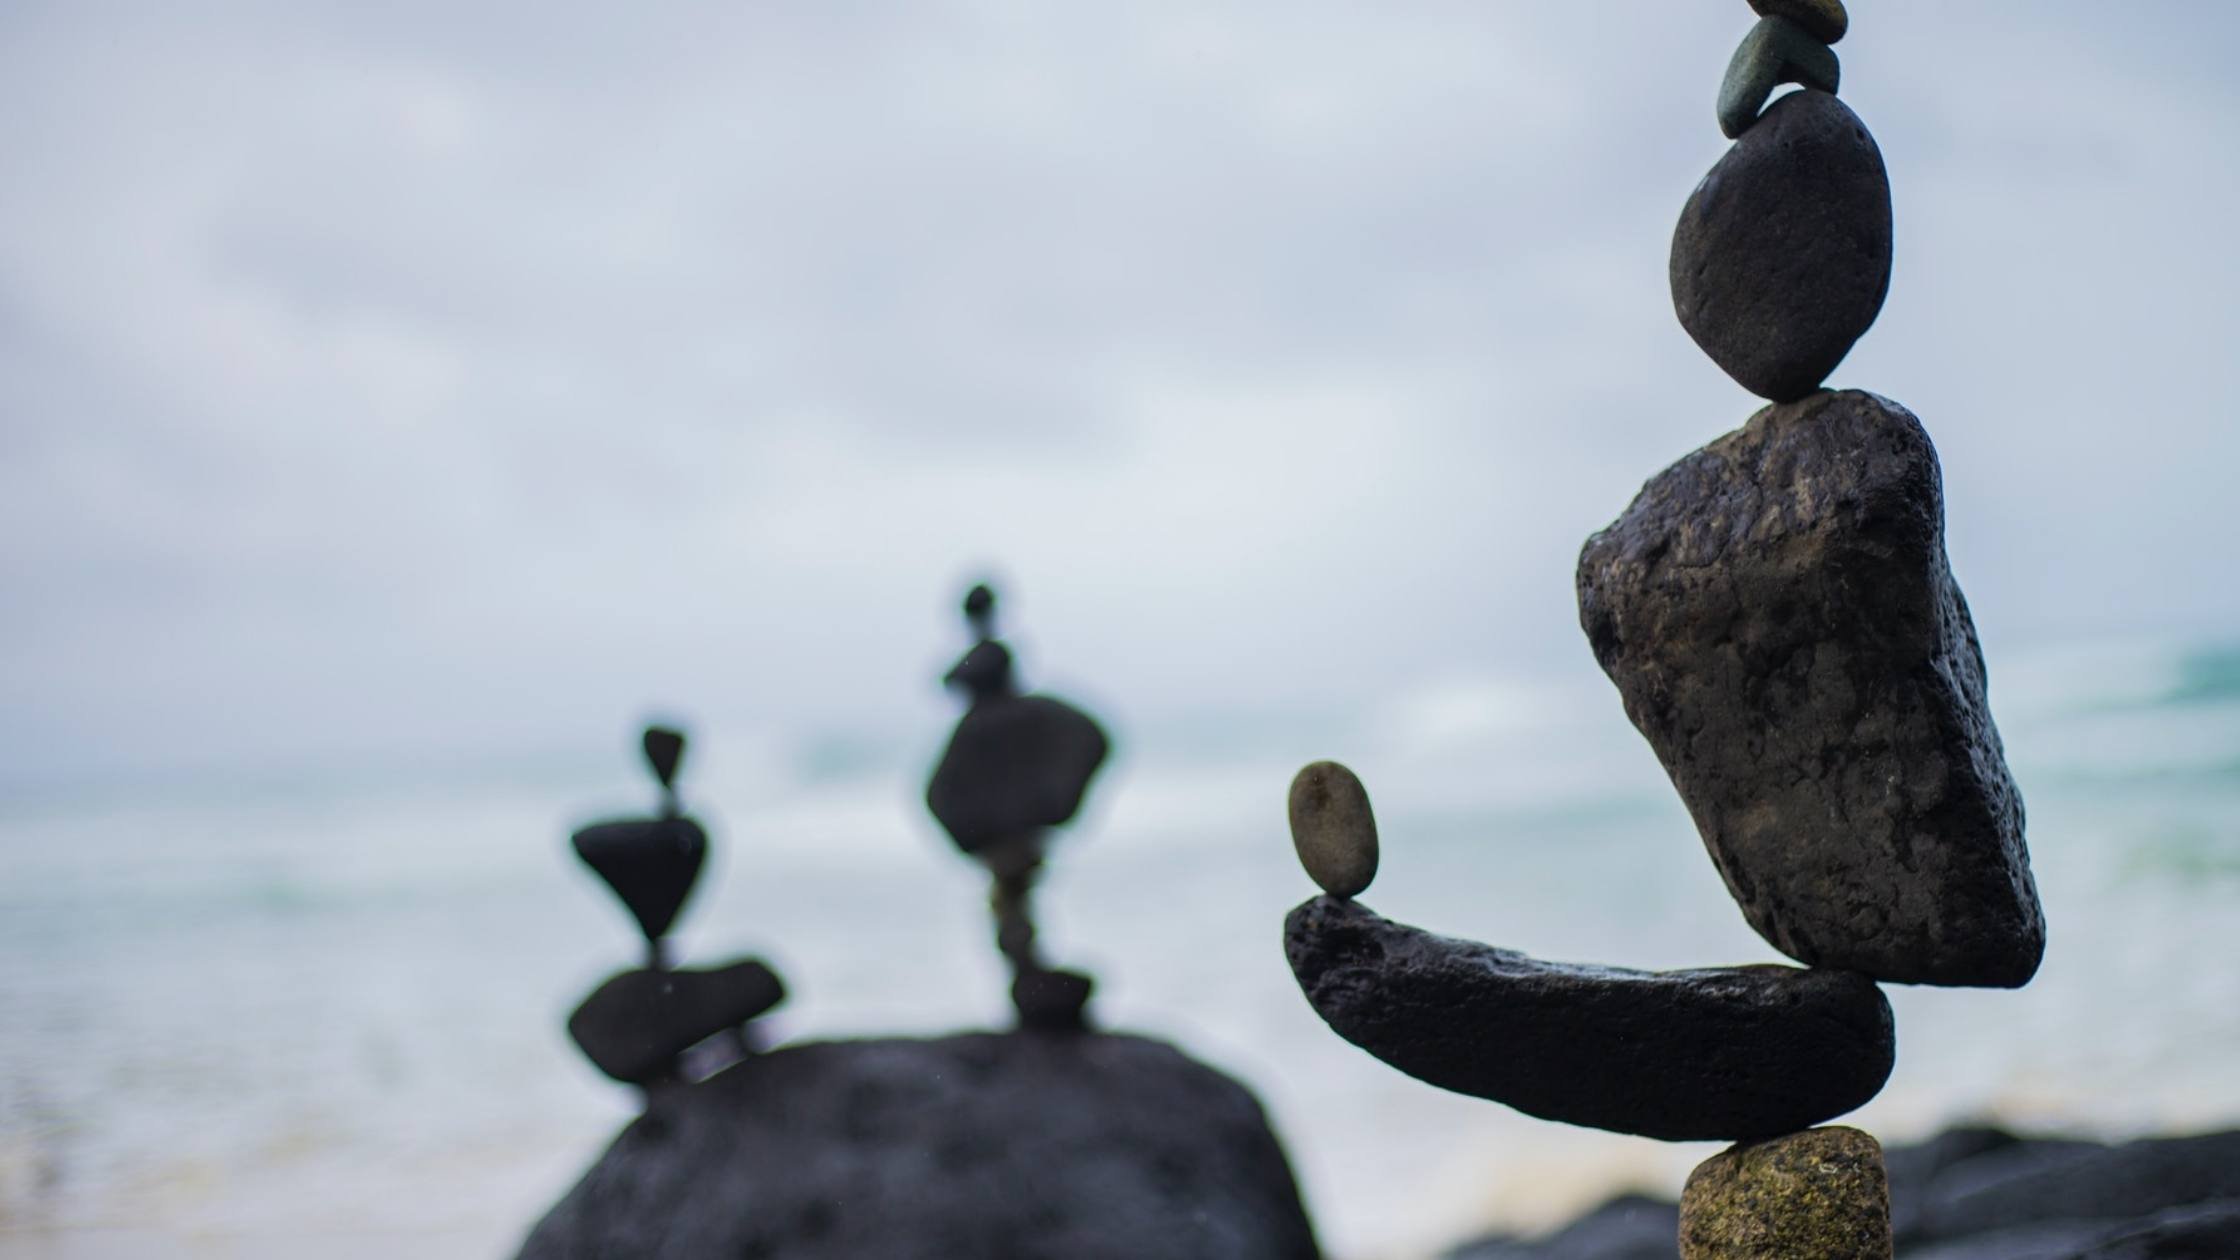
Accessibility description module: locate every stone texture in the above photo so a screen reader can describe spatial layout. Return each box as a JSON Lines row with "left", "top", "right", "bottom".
{"left": 1578, "top": 390, "right": 2045, "bottom": 987}
{"left": 926, "top": 692, "right": 1110, "bottom": 853}
{"left": 1288, "top": 760, "right": 1378, "bottom": 898}
{"left": 517, "top": 1032, "right": 1320, "bottom": 1260}
{"left": 1672, "top": 90, "right": 1891, "bottom": 401}
{"left": 1750, "top": 0, "right": 1848, "bottom": 45}
{"left": 570, "top": 815, "right": 708, "bottom": 943}
{"left": 1284, "top": 896, "right": 1893, "bottom": 1141}
{"left": 1912, "top": 1130, "right": 2240, "bottom": 1242}
{"left": 1717, "top": 16, "right": 1841, "bottom": 140}
{"left": 1679, "top": 1127, "right": 1891, "bottom": 1259}
{"left": 567, "top": 958, "right": 785, "bottom": 1084}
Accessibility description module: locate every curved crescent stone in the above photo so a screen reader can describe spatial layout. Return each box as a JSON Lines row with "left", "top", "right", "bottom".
{"left": 1718, "top": 15, "right": 1840, "bottom": 140}
{"left": 1284, "top": 896, "right": 1895, "bottom": 1142}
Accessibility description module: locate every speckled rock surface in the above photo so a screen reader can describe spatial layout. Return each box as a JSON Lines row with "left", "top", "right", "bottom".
{"left": 518, "top": 1032, "right": 1320, "bottom": 1260}
{"left": 1671, "top": 90, "right": 1891, "bottom": 401}
{"left": 1288, "top": 761, "right": 1379, "bottom": 897}
{"left": 1284, "top": 896, "right": 1893, "bottom": 1141}
{"left": 1578, "top": 390, "right": 2044, "bottom": 987}
{"left": 1680, "top": 1127, "right": 1891, "bottom": 1259}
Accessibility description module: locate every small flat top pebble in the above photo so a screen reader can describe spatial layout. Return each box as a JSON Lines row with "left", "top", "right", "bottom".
{"left": 1288, "top": 761, "right": 1378, "bottom": 898}
{"left": 1749, "top": 0, "right": 1847, "bottom": 44}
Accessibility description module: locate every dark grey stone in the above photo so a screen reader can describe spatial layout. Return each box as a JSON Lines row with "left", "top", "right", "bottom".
{"left": 1671, "top": 90, "right": 1891, "bottom": 401}
{"left": 1750, "top": 0, "right": 1848, "bottom": 45}
{"left": 1283, "top": 896, "right": 1893, "bottom": 1142}
{"left": 1901, "top": 1221, "right": 2127, "bottom": 1260}
{"left": 1717, "top": 16, "right": 1841, "bottom": 141}
{"left": 926, "top": 692, "right": 1110, "bottom": 853}
{"left": 1915, "top": 1131, "right": 2240, "bottom": 1241}
{"left": 570, "top": 814, "right": 708, "bottom": 944}
{"left": 1886, "top": 1125, "right": 2037, "bottom": 1241}
{"left": 640, "top": 725, "right": 685, "bottom": 789}
{"left": 1447, "top": 1194, "right": 1678, "bottom": 1259}
{"left": 1577, "top": 390, "right": 2045, "bottom": 987}
{"left": 1012, "top": 965, "right": 1095, "bottom": 1031}
{"left": 517, "top": 1032, "right": 1321, "bottom": 1260}
{"left": 566, "top": 958, "right": 785, "bottom": 1084}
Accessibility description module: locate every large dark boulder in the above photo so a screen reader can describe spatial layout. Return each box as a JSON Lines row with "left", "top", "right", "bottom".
{"left": 516, "top": 1031, "right": 1319, "bottom": 1260}
{"left": 1578, "top": 390, "right": 2045, "bottom": 987}
{"left": 1284, "top": 896, "right": 1893, "bottom": 1142}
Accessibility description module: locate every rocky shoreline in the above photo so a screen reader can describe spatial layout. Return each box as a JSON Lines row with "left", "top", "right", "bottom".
{"left": 1448, "top": 1124, "right": 2240, "bottom": 1260}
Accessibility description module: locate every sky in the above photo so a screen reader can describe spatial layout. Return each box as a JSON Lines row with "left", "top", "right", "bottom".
{"left": 3, "top": 1, "right": 2238, "bottom": 794}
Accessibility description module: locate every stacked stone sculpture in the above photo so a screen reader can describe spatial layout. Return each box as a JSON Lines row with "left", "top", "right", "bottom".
{"left": 927, "top": 583, "right": 1112, "bottom": 1031}
{"left": 1283, "top": 7, "right": 2045, "bottom": 1257}
{"left": 565, "top": 724, "right": 787, "bottom": 1087}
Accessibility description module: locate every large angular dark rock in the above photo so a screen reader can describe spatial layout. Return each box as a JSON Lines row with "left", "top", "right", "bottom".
{"left": 926, "top": 692, "right": 1110, "bottom": 853}
{"left": 1671, "top": 90, "right": 1892, "bottom": 401}
{"left": 1283, "top": 896, "right": 1893, "bottom": 1141}
{"left": 517, "top": 1032, "right": 1320, "bottom": 1260}
{"left": 566, "top": 959, "right": 785, "bottom": 1084}
{"left": 570, "top": 815, "right": 708, "bottom": 943}
{"left": 1577, "top": 390, "right": 2044, "bottom": 987}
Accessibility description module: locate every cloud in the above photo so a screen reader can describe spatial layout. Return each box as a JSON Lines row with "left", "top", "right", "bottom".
{"left": 2, "top": 1, "right": 2236, "bottom": 787}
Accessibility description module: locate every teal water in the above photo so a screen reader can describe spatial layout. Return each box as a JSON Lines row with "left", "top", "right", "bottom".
{"left": 2, "top": 634, "right": 2237, "bottom": 1259}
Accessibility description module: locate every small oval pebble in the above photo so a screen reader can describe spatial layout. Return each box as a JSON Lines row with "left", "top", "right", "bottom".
{"left": 1748, "top": 0, "right": 1848, "bottom": 46}
{"left": 1717, "top": 15, "right": 1841, "bottom": 140}
{"left": 1288, "top": 761, "right": 1378, "bottom": 897}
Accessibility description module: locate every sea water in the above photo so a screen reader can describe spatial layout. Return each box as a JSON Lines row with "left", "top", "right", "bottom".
{"left": 3, "top": 634, "right": 2237, "bottom": 1259}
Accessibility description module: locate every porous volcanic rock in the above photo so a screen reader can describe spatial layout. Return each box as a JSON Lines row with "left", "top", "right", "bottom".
{"left": 517, "top": 1031, "right": 1319, "bottom": 1260}
{"left": 1578, "top": 390, "right": 2044, "bottom": 987}
{"left": 1284, "top": 896, "right": 1893, "bottom": 1141}
{"left": 1679, "top": 1127, "right": 1891, "bottom": 1259}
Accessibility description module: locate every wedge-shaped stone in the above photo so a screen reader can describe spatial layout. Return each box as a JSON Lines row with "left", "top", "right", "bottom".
{"left": 1284, "top": 896, "right": 1893, "bottom": 1141}
{"left": 1578, "top": 390, "right": 2045, "bottom": 987}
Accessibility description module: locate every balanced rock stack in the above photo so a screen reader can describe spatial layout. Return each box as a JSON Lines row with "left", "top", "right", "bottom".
{"left": 565, "top": 725, "right": 787, "bottom": 1087}
{"left": 1285, "top": 6, "right": 2045, "bottom": 1257}
{"left": 927, "top": 582, "right": 1112, "bottom": 1031}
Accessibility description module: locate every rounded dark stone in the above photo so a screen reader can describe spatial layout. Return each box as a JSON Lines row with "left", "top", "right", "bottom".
{"left": 1680, "top": 1127, "right": 1891, "bottom": 1259}
{"left": 1283, "top": 896, "right": 1895, "bottom": 1142}
{"left": 926, "top": 693, "right": 1109, "bottom": 853}
{"left": 1671, "top": 90, "right": 1892, "bottom": 402}
{"left": 1012, "top": 966, "right": 1095, "bottom": 1032}
{"left": 567, "top": 958, "right": 786, "bottom": 1084}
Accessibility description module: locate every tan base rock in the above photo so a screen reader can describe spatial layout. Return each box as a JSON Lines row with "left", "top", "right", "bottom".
{"left": 1680, "top": 1126, "right": 1892, "bottom": 1259}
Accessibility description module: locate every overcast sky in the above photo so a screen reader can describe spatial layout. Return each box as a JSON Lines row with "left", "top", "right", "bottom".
{"left": 4, "top": 1, "right": 2236, "bottom": 792}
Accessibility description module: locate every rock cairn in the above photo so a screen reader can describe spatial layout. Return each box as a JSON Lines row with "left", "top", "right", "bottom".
{"left": 1282, "top": 7, "right": 2046, "bottom": 1257}
{"left": 565, "top": 724, "right": 786, "bottom": 1087}
{"left": 926, "top": 582, "right": 1112, "bottom": 1031}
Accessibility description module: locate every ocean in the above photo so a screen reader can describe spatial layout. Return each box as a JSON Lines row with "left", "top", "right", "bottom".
{"left": 3, "top": 633, "right": 2237, "bottom": 1259}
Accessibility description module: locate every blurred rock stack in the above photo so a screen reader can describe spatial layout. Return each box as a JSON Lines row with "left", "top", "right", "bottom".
{"left": 1285, "top": 5, "right": 2047, "bottom": 1257}
{"left": 565, "top": 725, "right": 786, "bottom": 1087}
